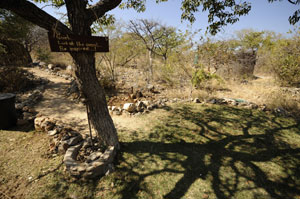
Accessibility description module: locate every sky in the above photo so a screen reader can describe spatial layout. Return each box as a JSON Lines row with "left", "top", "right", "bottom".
{"left": 41, "top": 0, "right": 299, "bottom": 38}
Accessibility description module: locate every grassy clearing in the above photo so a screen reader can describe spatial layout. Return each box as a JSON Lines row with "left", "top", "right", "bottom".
{"left": 1, "top": 103, "right": 300, "bottom": 199}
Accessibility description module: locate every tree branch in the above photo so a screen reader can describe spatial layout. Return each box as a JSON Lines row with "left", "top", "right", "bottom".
{"left": 87, "top": 0, "right": 122, "bottom": 24}
{"left": 287, "top": 0, "right": 297, "bottom": 4}
{"left": 0, "top": 0, "right": 71, "bottom": 34}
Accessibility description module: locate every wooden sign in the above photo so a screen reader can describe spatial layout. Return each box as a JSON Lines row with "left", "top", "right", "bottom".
{"left": 48, "top": 31, "right": 109, "bottom": 52}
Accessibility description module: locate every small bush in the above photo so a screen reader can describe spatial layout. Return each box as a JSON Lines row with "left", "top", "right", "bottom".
{"left": 259, "top": 28, "right": 300, "bottom": 87}
{"left": 272, "top": 40, "right": 300, "bottom": 87}
{"left": 36, "top": 47, "right": 52, "bottom": 64}
{"left": 265, "top": 90, "right": 300, "bottom": 119}
{"left": 192, "top": 68, "right": 221, "bottom": 89}
{"left": 155, "top": 63, "right": 178, "bottom": 87}
{"left": 0, "top": 67, "right": 35, "bottom": 93}
{"left": 98, "top": 75, "right": 116, "bottom": 91}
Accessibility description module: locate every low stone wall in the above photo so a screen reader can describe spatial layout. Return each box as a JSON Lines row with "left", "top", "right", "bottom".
{"left": 34, "top": 116, "right": 116, "bottom": 179}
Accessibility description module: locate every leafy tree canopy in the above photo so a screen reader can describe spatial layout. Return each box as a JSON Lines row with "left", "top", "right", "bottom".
{"left": 0, "top": 9, "right": 32, "bottom": 41}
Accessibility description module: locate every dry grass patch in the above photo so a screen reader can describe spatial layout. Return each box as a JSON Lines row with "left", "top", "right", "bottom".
{"left": 214, "top": 76, "right": 280, "bottom": 104}
{"left": 0, "top": 130, "right": 62, "bottom": 199}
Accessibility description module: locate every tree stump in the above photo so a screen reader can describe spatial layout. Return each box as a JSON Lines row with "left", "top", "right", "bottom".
{"left": 0, "top": 93, "right": 17, "bottom": 129}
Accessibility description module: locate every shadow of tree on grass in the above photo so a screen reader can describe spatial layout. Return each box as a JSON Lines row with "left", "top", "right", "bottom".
{"left": 116, "top": 104, "right": 300, "bottom": 199}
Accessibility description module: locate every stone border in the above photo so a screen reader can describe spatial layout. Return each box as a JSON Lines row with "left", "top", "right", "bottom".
{"left": 34, "top": 116, "right": 116, "bottom": 179}
{"left": 64, "top": 145, "right": 116, "bottom": 179}
{"left": 108, "top": 99, "right": 167, "bottom": 116}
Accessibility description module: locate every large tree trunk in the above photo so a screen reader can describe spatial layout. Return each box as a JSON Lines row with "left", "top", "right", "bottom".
{"left": 65, "top": 0, "right": 119, "bottom": 148}
{"left": 72, "top": 52, "right": 119, "bottom": 148}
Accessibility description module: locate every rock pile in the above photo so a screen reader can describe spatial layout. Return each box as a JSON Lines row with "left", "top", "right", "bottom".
{"left": 15, "top": 85, "right": 46, "bottom": 123}
{"left": 33, "top": 61, "right": 74, "bottom": 81}
{"left": 34, "top": 116, "right": 116, "bottom": 179}
{"left": 190, "top": 97, "right": 292, "bottom": 116}
{"left": 189, "top": 97, "right": 266, "bottom": 110}
{"left": 108, "top": 99, "right": 167, "bottom": 116}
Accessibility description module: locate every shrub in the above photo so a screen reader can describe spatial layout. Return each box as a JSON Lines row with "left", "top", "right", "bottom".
{"left": 197, "top": 39, "right": 236, "bottom": 74}
{"left": 0, "top": 67, "right": 35, "bottom": 93}
{"left": 265, "top": 90, "right": 300, "bottom": 119}
{"left": 155, "top": 62, "right": 177, "bottom": 87}
{"left": 36, "top": 47, "right": 52, "bottom": 64}
{"left": 272, "top": 39, "right": 300, "bottom": 87}
{"left": 191, "top": 68, "right": 221, "bottom": 89}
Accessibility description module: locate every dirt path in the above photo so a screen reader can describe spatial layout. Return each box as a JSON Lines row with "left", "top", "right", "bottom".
{"left": 27, "top": 67, "right": 90, "bottom": 134}
{"left": 26, "top": 67, "right": 139, "bottom": 135}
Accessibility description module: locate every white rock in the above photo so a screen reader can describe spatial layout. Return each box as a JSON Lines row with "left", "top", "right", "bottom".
{"left": 66, "top": 65, "right": 73, "bottom": 71}
{"left": 87, "top": 151, "right": 103, "bottom": 162}
{"left": 147, "top": 84, "right": 155, "bottom": 91}
{"left": 136, "top": 101, "right": 145, "bottom": 108}
{"left": 48, "top": 129, "right": 58, "bottom": 136}
{"left": 193, "top": 98, "right": 200, "bottom": 103}
{"left": 48, "top": 64, "right": 54, "bottom": 70}
{"left": 142, "top": 100, "right": 151, "bottom": 107}
{"left": 113, "top": 110, "right": 122, "bottom": 115}
{"left": 123, "top": 103, "right": 136, "bottom": 112}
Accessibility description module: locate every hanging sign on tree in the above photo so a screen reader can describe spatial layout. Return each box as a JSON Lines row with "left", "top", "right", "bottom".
{"left": 48, "top": 31, "right": 109, "bottom": 52}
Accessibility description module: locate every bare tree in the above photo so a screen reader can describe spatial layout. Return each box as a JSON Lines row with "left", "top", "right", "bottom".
{"left": 24, "top": 25, "right": 48, "bottom": 53}
{"left": 98, "top": 24, "right": 141, "bottom": 82}
{"left": 128, "top": 19, "right": 163, "bottom": 80}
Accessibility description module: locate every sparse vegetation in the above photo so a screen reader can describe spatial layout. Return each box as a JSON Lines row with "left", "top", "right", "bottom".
{"left": 35, "top": 47, "right": 52, "bottom": 64}
{"left": 271, "top": 36, "right": 300, "bottom": 87}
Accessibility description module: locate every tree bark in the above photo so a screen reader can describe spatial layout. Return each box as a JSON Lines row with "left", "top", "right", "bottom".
{"left": 65, "top": 0, "right": 119, "bottom": 148}
{"left": 71, "top": 52, "right": 119, "bottom": 148}
{"left": 148, "top": 49, "right": 153, "bottom": 81}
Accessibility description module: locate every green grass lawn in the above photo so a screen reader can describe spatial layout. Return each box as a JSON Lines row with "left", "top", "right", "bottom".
{"left": 1, "top": 103, "right": 300, "bottom": 199}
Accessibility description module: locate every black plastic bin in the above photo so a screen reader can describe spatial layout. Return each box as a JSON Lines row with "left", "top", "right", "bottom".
{"left": 0, "top": 93, "right": 17, "bottom": 129}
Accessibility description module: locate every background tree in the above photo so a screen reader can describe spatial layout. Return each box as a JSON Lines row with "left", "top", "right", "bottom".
{"left": 197, "top": 38, "right": 237, "bottom": 74}
{"left": 0, "top": 9, "right": 47, "bottom": 54}
{"left": 128, "top": 19, "right": 163, "bottom": 81}
{"left": 0, "top": 9, "right": 32, "bottom": 42}
{"left": 235, "top": 29, "right": 265, "bottom": 55}
{"left": 128, "top": 19, "right": 184, "bottom": 80}
{"left": 155, "top": 26, "right": 185, "bottom": 62}
{"left": 268, "top": 27, "right": 300, "bottom": 87}
{"left": 98, "top": 25, "right": 143, "bottom": 82}
{"left": 24, "top": 25, "right": 48, "bottom": 53}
